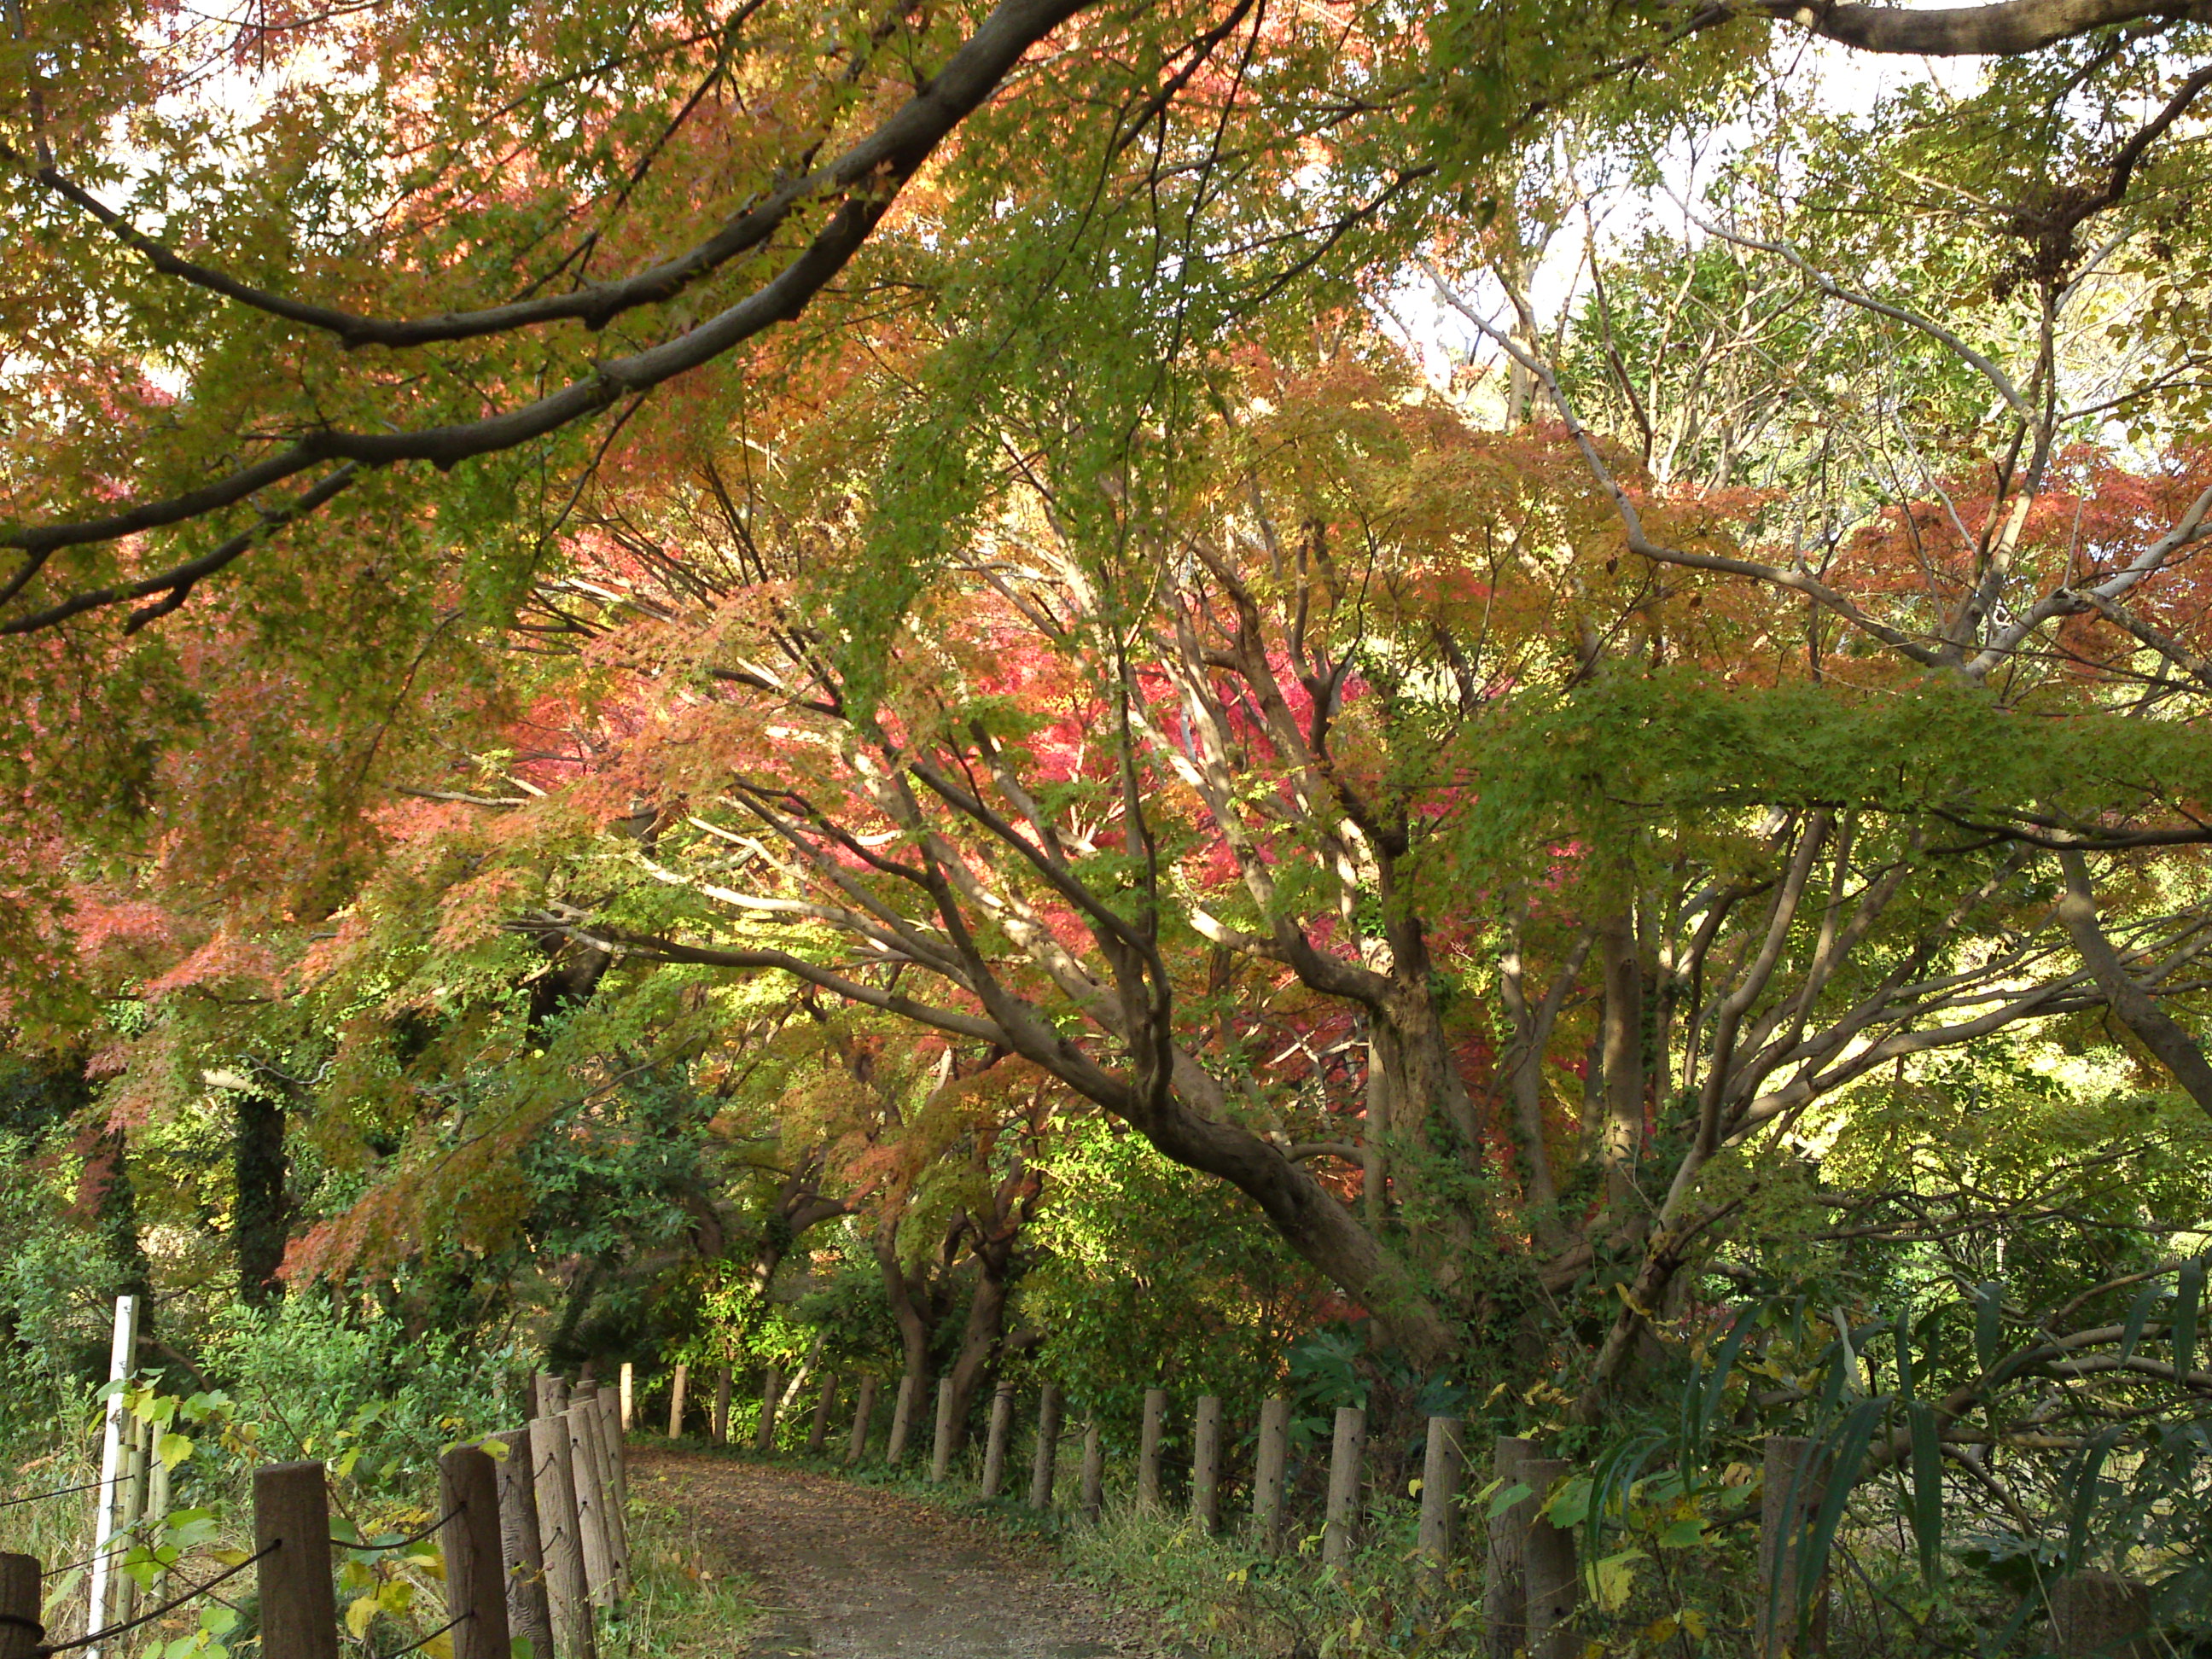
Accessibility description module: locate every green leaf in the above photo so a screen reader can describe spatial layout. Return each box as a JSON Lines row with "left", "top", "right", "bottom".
{"left": 2119, "top": 1283, "right": 2159, "bottom": 1363}
{"left": 2173, "top": 1258, "right": 2203, "bottom": 1379}
{"left": 1905, "top": 1401, "right": 1942, "bottom": 1585}
{"left": 1539, "top": 1475, "right": 1592, "bottom": 1530}
{"left": 2064, "top": 1426, "right": 2124, "bottom": 1572}
{"left": 156, "top": 1432, "right": 194, "bottom": 1470}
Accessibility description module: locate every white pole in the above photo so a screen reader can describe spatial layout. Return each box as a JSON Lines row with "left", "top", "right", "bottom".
{"left": 85, "top": 1293, "right": 139, "bottom": 1656}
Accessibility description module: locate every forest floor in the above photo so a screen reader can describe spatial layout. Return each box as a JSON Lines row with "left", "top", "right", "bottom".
{"left": 630, "top": 1446, "right": 1173, "bottom": 1658}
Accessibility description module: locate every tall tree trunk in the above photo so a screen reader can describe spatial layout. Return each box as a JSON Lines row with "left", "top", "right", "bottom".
{"left": 1598, "top": 911, "right": 1644, "bottom": 1221}
{"left": 872, "top": 1209, "right": 934, "bottom": 1390}
{"left": 234, "top": 1092, "right": 288, "bottom": 1306}
{"left": 941, "top": 1255, "right": 1014, "bottom": 1452}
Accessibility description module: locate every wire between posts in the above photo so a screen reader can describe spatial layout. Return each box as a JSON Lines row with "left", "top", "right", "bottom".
{"left": 380, "top": 1613, "right": 465, "bottom": 1659}
{"left": 0, "top": 1480, "right": 110, "bottom": 1513}
{"left": 38, "top": 1548, "right": 124, "bottom": 1581}
{"left": 34, "top": 1540, "right": 276, "bottom": 1656}
{"left": 334, "top": 1507, "right": 461, "bottom": 1552}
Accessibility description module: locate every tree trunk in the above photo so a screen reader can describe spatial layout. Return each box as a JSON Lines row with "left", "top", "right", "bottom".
{"left": 1597, "top": 911, "right": 1644, "bottom": 1219}
{"left": 234, "top": 1092, "right": 288, "bottom": 1305}
{"left": 941, "top": 1262, "right": 1012, "bottom": 1453}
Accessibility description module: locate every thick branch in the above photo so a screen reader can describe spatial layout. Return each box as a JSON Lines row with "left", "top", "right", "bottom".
{"left": 2056, "top": 849, "right": 2212, "bottom": 1118}
{"left": 1752, "top": 0, "right": 2212, "bottom": 55}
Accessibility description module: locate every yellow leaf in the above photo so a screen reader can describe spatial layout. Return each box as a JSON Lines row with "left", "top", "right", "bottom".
{"left": 346, "top": 1595, "right": 381, "bottom": 1639}
{"left": 207, "top": 1549, "right": 250, "bottom": 1569}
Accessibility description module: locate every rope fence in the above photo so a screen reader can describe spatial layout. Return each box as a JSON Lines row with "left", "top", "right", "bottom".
{"left": 666, "top": 1358, "right": 2152, "bottom": 1659}
{"left": 4, "top": 1296, "right": 636, "bottom": 1659}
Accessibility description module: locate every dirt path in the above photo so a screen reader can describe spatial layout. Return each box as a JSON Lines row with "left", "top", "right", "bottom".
{"left": 632, "top": 1447, "right": 1167, "bottom": 1659}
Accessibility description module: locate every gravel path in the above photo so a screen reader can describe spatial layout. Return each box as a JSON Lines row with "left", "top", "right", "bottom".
{"left": 631, "top": 1447, "right": 1167, "bottom": 1659}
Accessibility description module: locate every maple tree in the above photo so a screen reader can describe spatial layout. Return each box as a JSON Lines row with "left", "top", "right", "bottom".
{"left": 10, "top": 7, "right": 2212, "bottom": 1650}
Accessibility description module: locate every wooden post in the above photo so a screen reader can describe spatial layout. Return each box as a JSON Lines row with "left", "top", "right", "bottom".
{"left": 0, "top": 1553, "right": 40, "bottom": 1659}
{"left": 1760, "top": 1435, "right": 1830, "bottom": 1658}
{"left": 1190, "top": 1395, "right": 1223, "bottom": 1534}
{"left": 1029, "top": 1384, "right": 1062, "bottom": 1511}
{"left": 1323, "top": 1406, "right": 1366, "bottom": 1569}
{"left": 1080, "top": 1420, "right": 1104, "bottom": 1522}
{"left": 144, "top": 1450, "right": 171, "bottom": 1608}
{"left": 755, "top": 1366, "right": 784, "bottom": 1453}
{"left": 530, "top": 1416, "right": 595, "bottom": 1659}
{"left": 439, "top": 1447, "right": 514, "bottom": 1659}
{"left": 590, "top": 1394, "right": 631, "bottom": 1596}
{"left": 566, "top": 1403, "right": 616, "bottom": 1604}
{"left": 488, "top": 1430, "right": 556, "bottom": 1659}
{"left": 1522, "top": 1457, "right": 1577, "bottom": 1659}
{"left": 86, "top": 1292, "right": 139, "bottom": 1655}
{"left": 112, "top": 1412, "right": 150, "bottom": 1628}
{"left": 847, "top": 1375, "right": 880, "bottom": 1465}
{"left": 930, "top": 1377, "right": 958, "bottom": 1483}
{"left": 1252, "top": 1396, "right": 1291, "bottom": 1554}
{"left": 1484, "top": 1436, "right": 1536, "bottom": 1659}
{"left": 2052, "top": 1572, "right": 2155, "bottom": 1659}
{"left": 807, "top": 1373, "right": 836, "bottom": 1455}
{"left": 711, "top": 1366, "right": 731, "bottom": 1446}
{"left": 253, "top": 1461, "right": 340, "bottom": 1659}
{"left": 533, "top": 1373, "right": 562, "bottom": 1417}
{"left": 1137, "top": 1388, "right": 1167, "bottom": 1509}
{"left": 887, "top": 1372, "right": 922, "bottom": 1465}
{"left": 667, "top": 1362, "right": 689, "bottom": 1439}
{"left": 981, "top": 1383, "right": 1016, "bottom": 1498}
{"left": 1418, "top": 1416, "right": 1464, "bottom": 1564}
{"left": 618, "top": 1364, "right": 633, "bottom": 1435}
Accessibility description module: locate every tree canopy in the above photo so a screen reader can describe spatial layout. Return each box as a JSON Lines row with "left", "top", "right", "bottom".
{"left": 8, "top": 0, "right": 2212, "bottom": 1645}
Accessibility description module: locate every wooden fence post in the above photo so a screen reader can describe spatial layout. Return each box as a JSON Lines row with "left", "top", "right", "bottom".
{"left": 981, "top": 1383, "right": 1016, "bottom": 1498}
{"left": 1522, "top": 1457, "right": 1577, "bottom": 1659}
{"left": 565, "top": 1403, "right": 616, "bottom": 1604}
{"left": 1484, "top": 1436, "right": 1535, "bottom": 1659}
{"left": 807, "top": 1374, "right": 837, "bottom": 1455}
{"left": 1136, "top": 1388, "right": 1167, "bottom": 1509}
{"left": 713, "top": 1367, "right": 732, "bottom": 1446}
{"left": 488, "top": 1430, "right": 556, "bottom": 1659}
{"left": 755, "top": 1366, "right": 784, "bottom": 1454}
{"left": 529, "top": 1416, "right": 596, "bottom": 1659}
{"left": 1759, "top": 1435, "right": 1830, "bottom": 1659}
{"left": 533, "top": 1373, "right": 562, "bottom": 1418}
{"left": 1323, "top": 1406, "right": 1366, "bottom": 1569}
{"left": 847, "top": 1375, "right": 880, "bottom": 1465}
{"left": 439, "top": 1447, "right": 514, "bottom": 1659}
{"left": 1252, "top": 1396, "right": 1290, "bottom": 1555}
{"left": 144, "top": 1449, "right": 171, "bottom": 1608}
{"left": 590, "top": 1394, "right": 631, "bottom": 1596}
{"left": 2052, "top": 1572, "right": 2155, "bottom": 1659}
{"left": 929, "top": 1377, "right": 958, "bottom": 1483}
{"left": 114, "top": 1413, "right": 153, "bottom": 1628}
{"left": 1418, "top": 1416, "right": 1464, "bottom": 1565}
{"left": 667, "top": 1363, "right": 689, "bottom": 1439}
{"left": 1029, "top": 1384, "right": 1062, "bottom": 1511}
{"left": 0, "top": 1553, "right": 39, "bottom": 1659}
{"left": 1080, "top": 1420, "right": 1104, "bottom": 1522}
{"left": 617, "top": 1365, "right": 633, "bottom": 1435}
{"left": 253, "top": 1461, "right": 339, "bottom": 1659}
{"left": 1190, "top": 1395, "right": 1223, "bottom": 1535}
